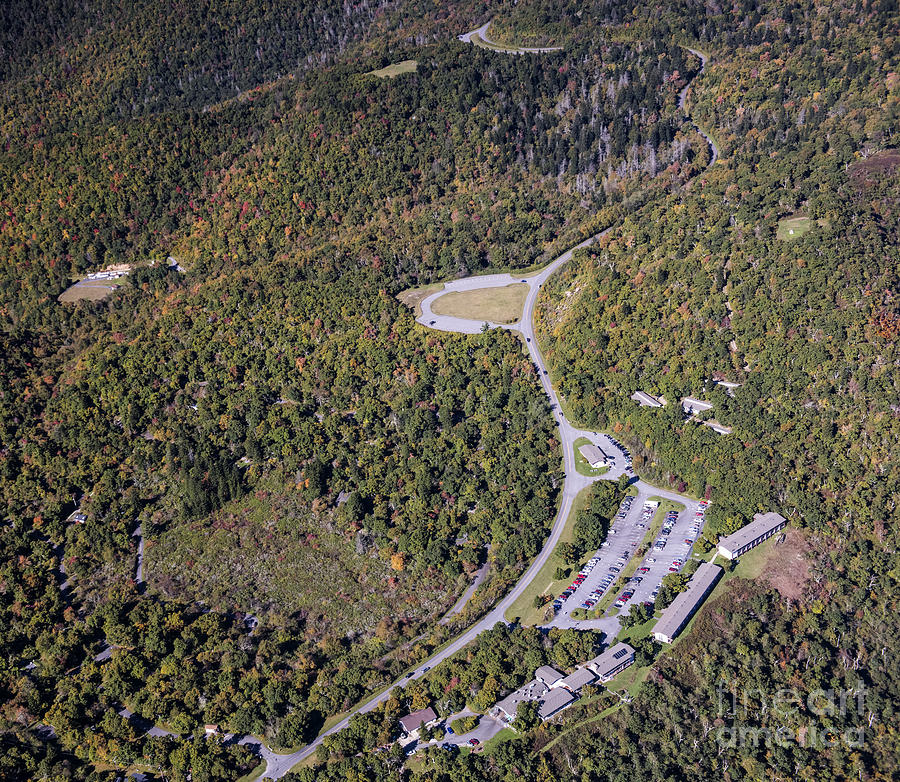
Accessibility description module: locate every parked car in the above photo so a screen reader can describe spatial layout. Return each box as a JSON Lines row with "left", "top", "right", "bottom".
{"left": 468, "top": 738, "right": 480, "bottom": 747}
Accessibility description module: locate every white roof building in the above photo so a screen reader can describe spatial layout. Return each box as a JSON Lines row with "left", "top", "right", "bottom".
{"left": 652, "top": 563, "right": 723, "bottom": 644}
{"left": 578, "top": 443, "right": 608, "bottom": 468}
{"left": 631, "top": 390, "right": 664, "bottom": 408}
{"left": 587, "top": 642, "right": 635, "bottom": 682}
{"left": 717, "top": 512, "right": 788, "bottom": 559}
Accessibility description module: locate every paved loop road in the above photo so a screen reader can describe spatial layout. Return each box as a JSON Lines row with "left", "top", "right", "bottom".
{"left": 250, "top": 29, "right": 718, "bottom": 782}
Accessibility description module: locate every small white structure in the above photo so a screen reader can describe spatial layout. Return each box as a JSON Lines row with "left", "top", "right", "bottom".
{"left": 714, "top": 380, "right": 741, "bottom": 397}
{"left": 704, "top": 420, "right": 733, "bottom": 435}
{"left": 578, "top": 443, "right": 608, "bottom": 468}
{"left": 558, "top": 667, "right": 597, "bottom": 693}
{"left": 535, "top": 666, "right": 564, "bottom": 687}
{"left": 587, "top": 642, "right": 635, "bottom": 682}
{"left": 681, "top": 397, "right": 714, "bottom": 415}
{"left": 631, "top": 390, "right": 663, "bottom": 408}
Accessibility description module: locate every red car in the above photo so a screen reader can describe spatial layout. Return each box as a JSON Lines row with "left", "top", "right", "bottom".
{"left": 468, "top": 738, "right": 480, "bottom": 746}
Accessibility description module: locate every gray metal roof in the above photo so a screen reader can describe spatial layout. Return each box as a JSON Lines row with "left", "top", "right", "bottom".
{"left": 653, "top": 562, "right": 723, "bottom": 642}
{"left": 535, "top": 666, "right": 563, "bottom": 686}
{"left": 538, "top": 687, "right": 574, "bottom": 719}
{"left": 578, "top": 443, "right": 607, "bottom": 464}
{"left": 495, "top": 680, "right": 547, "bottom": 718}
{"left": 588, "top": 642, "right": 635, "bottom": 677}
{"left": 631, "top": 390, "right": 663, "bottom": 407}
{"left": 717, "top": 512, "right": 787, "bottom": 554}
{"left": 559, "top": 666, "right": 597, "bottom": 692}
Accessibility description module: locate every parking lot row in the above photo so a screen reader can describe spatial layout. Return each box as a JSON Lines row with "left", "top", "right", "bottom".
{"left": 615, "top": 500, "right": 711, "bottom": 613}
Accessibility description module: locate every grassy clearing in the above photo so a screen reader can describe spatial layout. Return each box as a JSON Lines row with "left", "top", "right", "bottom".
{"left": 573, "top": 437, "right": 610, "bottom": 477}
{"left": 718, "top": 535, "right": 774, "bottom": 583}
{"left": 431, "top": 283, "right": 528, "bottom": 324}
{"left": 289, "top": 752, "right": 320, "bottom": 773}
{"left": 776, "top": 214, "right": 812, "bottom": 241}
{"left": 366, "top": 60, "right": 418, "bottom": 78}
{"left": 148, "top": 474, "right": 451, "bottom": 641}
{"left": 616, "top": 615, "right": 656, "bottom": 646}
{"left": 605, "top": 662, "right": 651, "bottom": 698}
{"left": 539, "top": 700, "right": 624, "bottom": 753}
{"left": 655, "top": 544, "right": 774, "bottom": 655}
{"left": 237, "top": 761, "right": 267, "bottom": 782}
{"left": 397, "top": 283, "right": 444, "bottom": 317}
{"left": 504, "top": 485, "right": 593, "bottom": 625}
{"left": 482, "top": 727, "right": 519, "bottom": 754}
{"left": 58, "top": 278, "right": 129, "bottom": 302}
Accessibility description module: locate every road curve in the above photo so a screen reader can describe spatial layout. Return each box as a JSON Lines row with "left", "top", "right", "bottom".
{"left": 251, "top": 33, "right": 719, "bottom": 782}
{"left": 458, "top": 20, "right": 563, "bottom": 54}
{"left": 679, "top": 47, "right": 719, "bottom": 165}
{"left": 255, "top": 228, "right": 611, "bottom": 779}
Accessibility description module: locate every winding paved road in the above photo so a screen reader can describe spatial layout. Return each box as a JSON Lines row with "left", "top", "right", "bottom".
{"left": 250, "top": 31, "right": 719, "bottom": 782}
{"left": 458, "top": 21, "right": 563, "bottom": 54}
{"left": 133, "top": 523, "right": 145, "bottom": 585}
{"left": 679, "top": 47, "right": 719, "bottom": 165}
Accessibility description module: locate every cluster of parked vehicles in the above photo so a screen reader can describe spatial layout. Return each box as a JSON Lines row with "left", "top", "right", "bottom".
{"left": 553, "top": 495, "right": 639, "bottom": 613}
{"left": 605, "top": 435, "right": 634, "bottom": 475}
{"left": 554, "top": 555, "right": 601, "bottom": 612}
{"left": 653, "top": 507, "right": 683, "bottom": 551}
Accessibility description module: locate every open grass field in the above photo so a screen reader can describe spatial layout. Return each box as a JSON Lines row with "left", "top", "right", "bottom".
{"left": 431, "top": 283, "right": 528, "bottom": 324}
{"left": 573, "top": 436, "right": 610, "bottom": 477}
{"left": 776, "top": 214, "right": 812, "bottom": 241}
{"left": 147, "top": 475, "right": 452, "bottom": 638}
{"left": 616, "top": 615, "right": 657, "bottom": 646}
{"left": 397, "top": 282, "right": 444, "bottom": 317}
{"left": 481, "top": 727, "right": 519, "bottom": 754}
{"left": 366, "top": 59, "right": 418, "bottom": 79}
{"left": 504, "top": 484, "right": 593, "bottom": 625}
{"left": 237, "top": 761, "right": 267, "bottom": 782}
{"left": 58, "top": 277, "right": 128, "bottom": 302}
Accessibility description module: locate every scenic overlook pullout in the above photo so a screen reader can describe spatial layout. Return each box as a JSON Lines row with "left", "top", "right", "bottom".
{"left": 0, "top": 1, "right": 897, "bottom": 780}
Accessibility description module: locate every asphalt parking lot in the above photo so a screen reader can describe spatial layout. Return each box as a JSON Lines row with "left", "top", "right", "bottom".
{"left": 614, "top": 499, "right": 710, "bottom": 613}
{"left": 552, "top": 492, "right": 647, "bottom": 623}
{"left": 550, "top": 468, "right": 708, "bottom": 624}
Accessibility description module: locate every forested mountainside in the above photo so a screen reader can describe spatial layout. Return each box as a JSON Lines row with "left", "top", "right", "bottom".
{"left": 1, "top": 0, "right": 899, "bottom": 779}
{"left": 0, "top": 0, "right": 713, "bottom": 777}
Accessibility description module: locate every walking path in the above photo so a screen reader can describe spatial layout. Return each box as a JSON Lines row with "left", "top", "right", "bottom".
{"left": 679, "top": 47, "right": 719, "bottom": 165}
{"left": 439, "top": 559, "right": 489, "bottom": 624}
